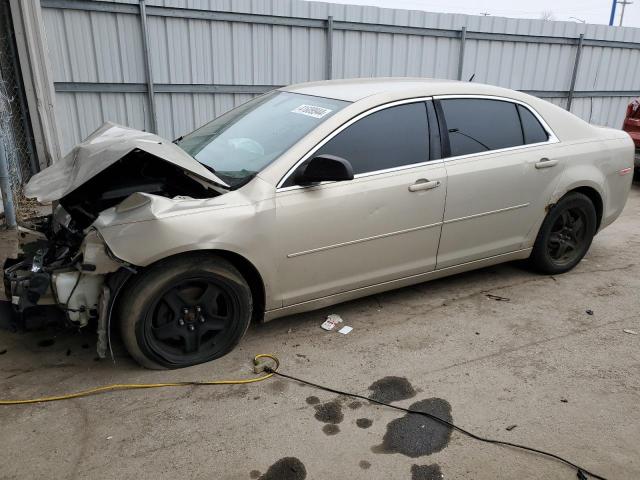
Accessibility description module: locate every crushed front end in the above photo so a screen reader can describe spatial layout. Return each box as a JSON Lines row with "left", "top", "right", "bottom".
{"left": 2, "top": 122, "right": 226, "bottom": 357}
{"left": 3, "top": 205, "right": 129, "bottom": 357}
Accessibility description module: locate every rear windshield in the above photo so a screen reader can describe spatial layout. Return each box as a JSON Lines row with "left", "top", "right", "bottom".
{"left": 176, "top": 91, "right": 349, "bottom": 187}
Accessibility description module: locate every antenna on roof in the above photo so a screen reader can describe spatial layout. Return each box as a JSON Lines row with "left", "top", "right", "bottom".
{"left": 468, "top": 73, "right": 475, "bottom": 82}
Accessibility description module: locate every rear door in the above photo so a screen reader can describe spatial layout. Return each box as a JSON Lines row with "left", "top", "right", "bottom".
{"left": 435, "top": 96, "right": 562, "bottom": 269}
{"left": 274, "top": 100, "right": 447, "bottom": 307}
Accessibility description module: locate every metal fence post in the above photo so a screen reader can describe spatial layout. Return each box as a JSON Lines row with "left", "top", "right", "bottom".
{"left": 0, "top": 140, "right": 17, "bottom": 228}
{"left": 3, "top": 1, "right": 38, "bottom": 174}
{"left": 139, "top": 0, "right": 158, "bottom": 133}
{"left": 326, "top": 15, "right": 333, "bottom": 80}
{"left": 567, "top": 33, "right": 584, "bottom": 112}
{"left": 457, "top": 26, "right": 466, "bottom": 80}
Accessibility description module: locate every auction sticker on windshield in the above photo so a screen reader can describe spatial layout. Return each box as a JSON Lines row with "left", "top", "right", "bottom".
{"left": 291, "top": 104, "right": 332, "bottom": 119}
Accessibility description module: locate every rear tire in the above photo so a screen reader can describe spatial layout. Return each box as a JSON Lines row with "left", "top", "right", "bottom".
{"left": 528, "top": 192, "right": 597, "bottom": 275}
{"left": 118, "top": 253, "right": 252, "bottom": 369}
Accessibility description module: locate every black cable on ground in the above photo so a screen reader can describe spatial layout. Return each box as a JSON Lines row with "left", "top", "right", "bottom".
{"left": 267, "top": 368, "right": 606, "bottom": 480}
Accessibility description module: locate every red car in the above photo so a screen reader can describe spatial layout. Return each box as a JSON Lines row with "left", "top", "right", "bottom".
{"left": 622, "top": 99, "right": 640, "bottom": 169}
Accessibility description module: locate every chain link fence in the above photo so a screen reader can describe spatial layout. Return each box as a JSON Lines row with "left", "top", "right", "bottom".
{"left": 0, "top": 0, "right": 39, "bottom": 227}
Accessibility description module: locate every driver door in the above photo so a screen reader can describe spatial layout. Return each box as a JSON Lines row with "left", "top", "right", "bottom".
{"left": 274, "top": 101, "right": 447, "bottom": 307}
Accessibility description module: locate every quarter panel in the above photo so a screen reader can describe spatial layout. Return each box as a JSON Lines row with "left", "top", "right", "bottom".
{"left": 548, "top": 136, "right": 634, "bottom": 234}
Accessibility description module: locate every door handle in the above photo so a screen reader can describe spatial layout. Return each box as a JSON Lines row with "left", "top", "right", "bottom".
{"left": 408, "top": 179, "right": 441, "bottom": 192}
{"left": 535, "top": 158, "right": 558, "bottom": 169}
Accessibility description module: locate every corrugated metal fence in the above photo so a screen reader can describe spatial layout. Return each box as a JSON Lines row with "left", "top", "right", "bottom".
{"left": 39, "top": 0, "right": 640, "bottom": 155}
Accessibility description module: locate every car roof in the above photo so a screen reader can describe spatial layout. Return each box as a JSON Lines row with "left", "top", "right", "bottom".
{"left": 279, "top": 77, "right": 523, "bottom": 103}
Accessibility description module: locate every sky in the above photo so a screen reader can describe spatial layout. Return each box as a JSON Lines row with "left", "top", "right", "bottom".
{"left": 317, "top": 0, "right": 640, "bottom": 28}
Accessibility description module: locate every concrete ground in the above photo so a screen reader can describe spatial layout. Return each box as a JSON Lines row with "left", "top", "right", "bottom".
{"left": 1, "top": 185, "right": 639, "bottom": 480}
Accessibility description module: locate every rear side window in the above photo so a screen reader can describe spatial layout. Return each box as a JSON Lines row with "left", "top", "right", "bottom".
{"left": 439, "top": 99, "right": 524, "bottom": 157}
{"left": 517, "top": 104, "right": 549, "bottom": 144}
{"left": 313, "top": 102, "right": 430, "bottom": 175}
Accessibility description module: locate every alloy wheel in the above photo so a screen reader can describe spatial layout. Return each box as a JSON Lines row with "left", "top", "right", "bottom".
{"left": 546, "top": 207, "right": 588, "bottom": 266}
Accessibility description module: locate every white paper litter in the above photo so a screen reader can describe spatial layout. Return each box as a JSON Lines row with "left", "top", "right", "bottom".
{"left": 623, "top": 329, "right": 638, "bottom": 335}
{"left": 338, "top": 326, "right": 353, "bottom": 335}
{"left": 321, "top": 314, "right": 343, "bottom": 331}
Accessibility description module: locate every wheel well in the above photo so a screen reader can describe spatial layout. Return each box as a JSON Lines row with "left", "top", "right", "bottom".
{"left": 569, "top": 186, "right": 603, "bottom": 230}
{"left": 210, "top": 250, "right": 266, "bottom": 323}
{"left": 112, "top": 250, "right": 266, "bottom": 324}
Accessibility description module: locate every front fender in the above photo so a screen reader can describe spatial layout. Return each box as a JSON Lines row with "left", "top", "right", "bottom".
{"left": 95, "top": 192, "right": 279, "bottom": 309}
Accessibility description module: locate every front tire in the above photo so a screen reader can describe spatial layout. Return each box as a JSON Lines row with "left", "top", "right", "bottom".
{"left": 528, "top": 192, "right": 597, "bottom": 275}
{"left": 119, "top": 253, "right": 252, "bottom": 369}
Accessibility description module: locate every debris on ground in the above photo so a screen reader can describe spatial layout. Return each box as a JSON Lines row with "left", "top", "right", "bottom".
{"left": 338, "top": 326, "right": 353, "bottom": 335}
{"left": 585, "top": 309, "right": 594, "bottom": 315}
{"left": 505, "top": 424, "right": 517, "bottom": 431}
{"left": 623, "top": 329, "right": 638, "bottom": 335}
{"left": 321, "top": 314, "right": 343, "bottom": 331}
{"left": 485, "top": 294, "right": 510, "bottom": 302}
{"left": 0, "top": 348, "right": 7, "bottom": 355}
{"left": 560, "top": 398, "right": 568, "bottom": 403}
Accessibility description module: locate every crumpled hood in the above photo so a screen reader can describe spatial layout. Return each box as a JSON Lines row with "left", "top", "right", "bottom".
{"left": 25, "top": 122, "right": 229, "bottom": 202}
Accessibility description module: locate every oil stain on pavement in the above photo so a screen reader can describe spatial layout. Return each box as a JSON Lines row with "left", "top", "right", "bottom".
{"left": 356, "top": 418, "right": 373, "bottom": 429}
{"left": 322, "top": 424, "right": 340, "bottom": 435}
{"left": 305, "top": 396, "right": 320, "bottom": 405}
{"left": 308, "top": 397, "right": 345, "bottom": 435}
{"left": 254, "top": 457, "right": 307, "bottom": 480}
{"left": 368, "top": 376, "right": 417, "bottom": 403}
{"left": 411, "top": 463, "right": 443, "bottom": 480}
{"left": 373, "top": 398, "right": 453, "bottom": 457}
{"left": 314, "top": 399, "right": 344, "bottom": 424}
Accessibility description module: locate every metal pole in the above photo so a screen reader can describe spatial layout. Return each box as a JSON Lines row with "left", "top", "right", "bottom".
{"left": 138, "top": 0, "right": 158, "bottom": 133}
{"left": 0, "top": 140, "right": 17, "bottom": 228}
{"left": 457, "top": 26, "right": 466, "bottom": 80}
{"left": 567, "top": 33, "right": 584, "bottom": 112}
{"left": 326, "top": 15, "right": 333, "bottom": 80}
{"left": 609, "top": 0, "right": 617, "bottom": 25}
{"left": 618, "top": 0, "right": 633, "bottom": 26}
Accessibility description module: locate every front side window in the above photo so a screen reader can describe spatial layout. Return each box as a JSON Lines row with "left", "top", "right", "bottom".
{"left": 312, "top": 102, "right": 430, "bottom": 176}
{"left": 439, "top": 99, "right": 525, "bottom": 157}
{"left": 176, "top": 91, "right": 349, "bottom": 187}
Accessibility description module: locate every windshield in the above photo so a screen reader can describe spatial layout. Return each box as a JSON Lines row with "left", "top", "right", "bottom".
{"left": 176, "top": 91, "right": 349, "bottom": 187}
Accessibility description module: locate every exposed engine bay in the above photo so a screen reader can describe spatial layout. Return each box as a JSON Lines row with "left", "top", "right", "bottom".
{"left": 3, "top": 135, "right": 223, "bottom": 357}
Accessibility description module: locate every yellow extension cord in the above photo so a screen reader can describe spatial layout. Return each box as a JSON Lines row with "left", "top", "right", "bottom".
{"left": 0, "top": 354, "right": 279, "bottom": 406}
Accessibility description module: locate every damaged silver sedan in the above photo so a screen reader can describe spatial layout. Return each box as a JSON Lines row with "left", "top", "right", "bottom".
{"left": 3, "top": 78, "right": 634, "bottom": 368}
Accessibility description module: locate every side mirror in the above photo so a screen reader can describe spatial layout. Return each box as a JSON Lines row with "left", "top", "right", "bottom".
{"left": 294, "top": 155, "right": 354, "bottom": 186}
